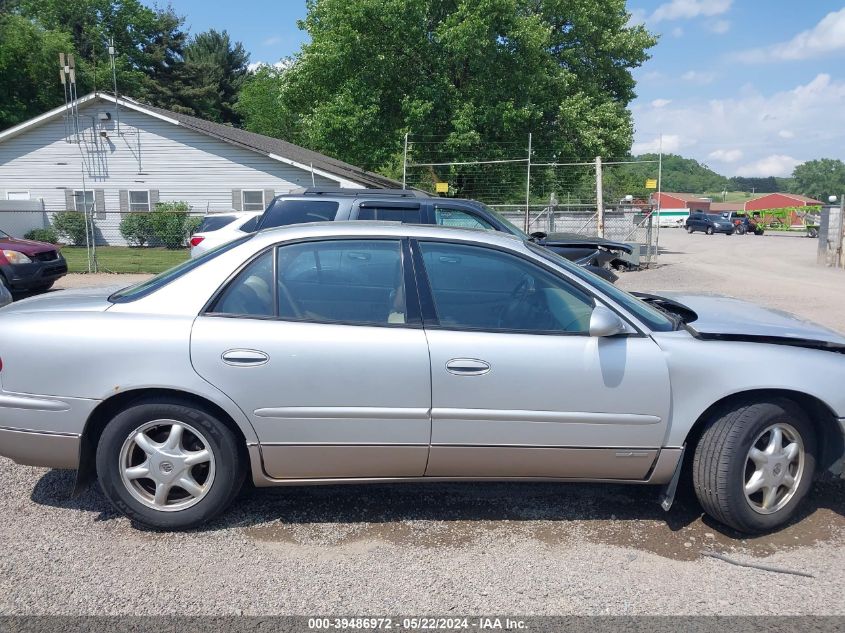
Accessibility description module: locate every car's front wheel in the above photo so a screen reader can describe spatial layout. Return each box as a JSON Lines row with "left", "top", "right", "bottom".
{"left": 96, "top": 398, "right": 245, "bottom": 530}
{"left": 693, "top": 399, "right": 816, "bottom": 533}
{"left": 706, "top": 226, "right": 714, "bottom": 235}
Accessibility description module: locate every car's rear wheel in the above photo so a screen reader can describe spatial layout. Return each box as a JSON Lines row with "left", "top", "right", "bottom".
{"left": 692, "top": 399, "right": 816, "bottom": 533}
{"left": 706, "top": 226, "right": 714, "bottom": 235}
{"left": 96, "top": 399, "right": 245, "bottom": 530}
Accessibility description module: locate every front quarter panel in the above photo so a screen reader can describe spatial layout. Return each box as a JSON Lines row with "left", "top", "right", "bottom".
{"left": 654, "top": 330, "right": 845, "bottom": 446}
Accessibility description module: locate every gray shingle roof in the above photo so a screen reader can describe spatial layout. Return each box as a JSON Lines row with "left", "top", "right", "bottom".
{"left": 121, "top": 95, "right": 402, "bottom": 189}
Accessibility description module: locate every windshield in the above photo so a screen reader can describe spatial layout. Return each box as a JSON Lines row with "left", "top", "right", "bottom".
{"left": 483, "top": 205, "right": 532, "bottom": 239}
{"left": 109, "top": 235, "right": 252, "bottom": 303}
{"left": 525, "top": 241, "right": 675, "bottom": 332}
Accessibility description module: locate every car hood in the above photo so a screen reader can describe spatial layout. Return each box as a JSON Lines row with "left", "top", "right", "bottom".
{"left": 0, "top": 236, "right": 58, "bottom": 256}
{"left": 654, "top": 292, "right": 845, "bottom": 350}
{"left": 0, "top": 287, "right": 117, "bottom": 314}
{"left": 542, "top": 233, "right": 634, "bottom": 254}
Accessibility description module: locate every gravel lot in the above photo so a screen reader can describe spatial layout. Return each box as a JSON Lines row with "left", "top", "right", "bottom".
{"left": 1, "top": 230, "right": 843, "bottom": 616}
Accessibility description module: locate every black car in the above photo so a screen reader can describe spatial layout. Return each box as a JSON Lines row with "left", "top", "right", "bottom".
{"left": 685, "top": 212, "right": 735, "bottom": 235}
{"left": 256, "top": 188, "right": 634, "bottom": 282}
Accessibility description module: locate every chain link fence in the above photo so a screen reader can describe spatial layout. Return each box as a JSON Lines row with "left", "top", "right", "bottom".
{"left": 403, "top": 135, "right": 661, "bottom": 266}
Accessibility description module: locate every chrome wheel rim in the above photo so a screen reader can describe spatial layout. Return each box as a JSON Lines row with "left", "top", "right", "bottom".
{"left": 119, "top": 420, "right": 215, "bottom": 512}
{"left": 744, "top": 422, "right": 804, "bottom": 515}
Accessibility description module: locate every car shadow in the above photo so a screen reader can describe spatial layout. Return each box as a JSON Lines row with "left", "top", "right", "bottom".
{"left": 30, "top": 469, "right": 844, "bottom": 558}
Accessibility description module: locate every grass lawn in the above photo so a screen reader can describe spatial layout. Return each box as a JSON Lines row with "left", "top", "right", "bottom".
{"left": 61, "top": 246, "right": 190, "bottom": 274}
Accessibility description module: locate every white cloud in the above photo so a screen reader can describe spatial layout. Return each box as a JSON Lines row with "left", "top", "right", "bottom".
{"left": 650, "top": 0, "right": 732, "bottom": 23}
{"left": 651, "top": 98, "right": 672, "bottom": 108}
{"left": 633, "top": 134, "right": 683, "bottom": 154}
{"left": 706, "top": 19, "right": 731, "bottom": 34}
{"left": 737, "top": 7, "right": 845, "bottom": 62}
{"left": 262, "top": 36, "right": 282, "bottom": 46}
{"left": 735, "top": 155, "right": 802, "bottom": 177}
{"left": 671, "top": 26, "right": 684, "bottom": 37}
{"left": 708, "top": 149, "right": 743, "bottom": 163}
{"left": 247, "top": 59, "right": 293, "bottom": 73}
{"left": 681, "top": 70, "right": 716, "bottom": 84}
{"left": 632, "top": 74, "right": 845, "bottom": 176}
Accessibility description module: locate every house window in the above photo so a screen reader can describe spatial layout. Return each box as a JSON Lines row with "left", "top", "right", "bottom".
{"left": 74, "top": 190, "right": 94, "bottom": 213}
{"left": 7, "top": 191, "right": 29, "bottom": 201}
{"left": 242, "top": 190, "right": 265, "bottom": 212}
{"left": 129, "top": 190, "right": 150, "bottom": 212}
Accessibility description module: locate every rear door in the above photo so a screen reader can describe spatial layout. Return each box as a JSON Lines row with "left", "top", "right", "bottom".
{"left": 190, "top": 237, "right": 432, "bottom": 480}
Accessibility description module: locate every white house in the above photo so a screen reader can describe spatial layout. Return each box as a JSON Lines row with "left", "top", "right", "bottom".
{"left": 0, "top": 92, "right": 400, "bottom": 242}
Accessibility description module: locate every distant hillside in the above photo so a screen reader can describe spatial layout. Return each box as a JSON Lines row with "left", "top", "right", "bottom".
{"left": 626, "top": 154, "right": 794, "bottom": 195}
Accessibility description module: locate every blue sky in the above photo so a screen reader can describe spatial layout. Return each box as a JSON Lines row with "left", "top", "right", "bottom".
{"left": 153, "top": 0, "right": 845, "bottom": 177}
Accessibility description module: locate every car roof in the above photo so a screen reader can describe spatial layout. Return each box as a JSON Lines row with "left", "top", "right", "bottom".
{"left": 252, "top": 220, "right": 525, "bottom": 249}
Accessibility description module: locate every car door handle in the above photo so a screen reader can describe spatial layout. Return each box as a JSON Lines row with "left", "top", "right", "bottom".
{"left": 445, "top": 359, "right": 490, "bottom": 376}
{"left": 221, "top": 349, "right": 269, "bottom": 366}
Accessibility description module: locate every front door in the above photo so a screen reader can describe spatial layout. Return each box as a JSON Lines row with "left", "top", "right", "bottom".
{"left": 191, "top": 238, "right": 432, "bottom": 479}
{"left": 414, "top": 240, "right": 672, "bottom": 480}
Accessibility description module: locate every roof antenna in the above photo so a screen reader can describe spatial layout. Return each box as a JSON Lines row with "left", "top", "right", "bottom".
{"left": 108, "top": 37, "right": 121, "bottom": 135}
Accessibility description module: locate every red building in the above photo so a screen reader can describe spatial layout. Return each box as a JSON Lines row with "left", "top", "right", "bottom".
{"left": 650, "top": 192, "right": 711, "bottom": 212}
{"left": 744, "top": 193, "right": 823, "bottom": 211}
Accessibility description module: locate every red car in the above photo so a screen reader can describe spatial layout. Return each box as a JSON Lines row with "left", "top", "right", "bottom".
{"left": 0, "top": 229, "right": 67, "bottom": 294}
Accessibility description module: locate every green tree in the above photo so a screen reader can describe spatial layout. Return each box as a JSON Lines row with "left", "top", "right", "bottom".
{"left": 791, "top": 159, "right": 845, "bottom": 202}
{"left": 11, "top": 0, "right": 187, "bottom": 111}
{"left": 173, "top": 29, "right": 250, "bottom": 123}
{"left": 237, "top": 0, "right": 656, "bottom": 194}
{"left": 0, "top": 13, "right": 79, "bottom": 128}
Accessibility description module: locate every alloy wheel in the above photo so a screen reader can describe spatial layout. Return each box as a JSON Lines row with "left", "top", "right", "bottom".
{"left": 118, "top": 419, "right": 216, "bottom": 512}
{"left": 743, "top": 422, "right": 805, "bottom": 515}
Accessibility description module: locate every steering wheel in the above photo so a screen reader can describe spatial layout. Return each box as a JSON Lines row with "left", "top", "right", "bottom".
{"left": 497, "top": 274, "right": 538, "bottom": 329}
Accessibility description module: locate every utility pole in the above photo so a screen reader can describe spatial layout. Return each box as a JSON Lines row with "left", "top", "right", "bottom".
{"left": 595, "top": 156, "right": 604, "bottom": 238}
{"left": 524, "top": 132, "right": 532, "bottom": 233}
{"left": 655, "top": 134, "right": 663, "bottom": 262}
{"left": 402, "top": 132, "right": 409, "bottom": 189}
{"left": 108, "top": 38, "right": 121, "bottom": 135}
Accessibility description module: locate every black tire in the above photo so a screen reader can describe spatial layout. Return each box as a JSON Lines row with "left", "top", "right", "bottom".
{"left": 754, "top": 228, "right": 764, "bottom": 235}
{"left": 33, "top": 281, "right": 54, "bottom": 292}
{"left": 706, "top": 226, "right": 714, "bottom": 235}
{"left": 96, "top": 398, "right": 245, "bottom": 530}
{"left": 686, "top": 225, "right": 693, "bottom": 233}
{"left": 692, "top": 399, "right": 816, "bottom": 533}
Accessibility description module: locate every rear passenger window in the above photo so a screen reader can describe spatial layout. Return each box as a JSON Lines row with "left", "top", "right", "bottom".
{"left": 259, "top": 200, "right": 340, "bottom": 228}
{"left": 211, "top": 251, "right": 274, "bottom": 317}
{"left": 357, "top": 206, "right": 422, "bottom": 223}
{"left": 435, "top": 208, "right": 495, "bottom": 231}
{"left": 277, "top": 240, "right": 407, "bottom": 325}
{"left": 197, "top": 215, "right": 236, "bottom": 232}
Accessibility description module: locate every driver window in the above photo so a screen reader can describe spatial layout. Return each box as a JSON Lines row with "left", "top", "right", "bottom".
{"left": 419, "top": 242, "right": 594, "bottom": 334}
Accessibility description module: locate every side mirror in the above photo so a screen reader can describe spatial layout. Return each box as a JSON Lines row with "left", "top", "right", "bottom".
{"left": 589, "top": 305, "right": 627, "bottom": 337}
{"left": 530, "top": 231, "right": 547, "bottom": 240}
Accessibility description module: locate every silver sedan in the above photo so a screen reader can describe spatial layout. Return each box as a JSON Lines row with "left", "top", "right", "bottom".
{"left": 0, "top": 222, "right": 843, "bottom": 532}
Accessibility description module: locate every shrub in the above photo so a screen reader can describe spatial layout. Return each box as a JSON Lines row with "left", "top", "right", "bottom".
{"left": 149, "top": 201, "right": 193, "bottom": 249}
{"left": 52, "top": 211, "right": 89, "bottom": 246}
{"left": 119, "top": 213, "right": 155, "bottom": 247}
{"left": 24, "top": 227, "right": 59, "bottom": 244}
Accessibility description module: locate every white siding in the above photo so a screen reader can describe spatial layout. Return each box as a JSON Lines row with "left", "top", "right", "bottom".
{"left": 0, "top": 98, "right": 349, "bottom": 243}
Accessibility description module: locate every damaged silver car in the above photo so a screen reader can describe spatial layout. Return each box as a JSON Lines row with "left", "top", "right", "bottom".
{"left": 0, "top": 222, "right": 842, "bottom": 532}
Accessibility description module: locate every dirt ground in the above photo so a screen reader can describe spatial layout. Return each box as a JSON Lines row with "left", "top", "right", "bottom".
{"left": 617, "top": 228, "right": 845, "bottom": 333}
